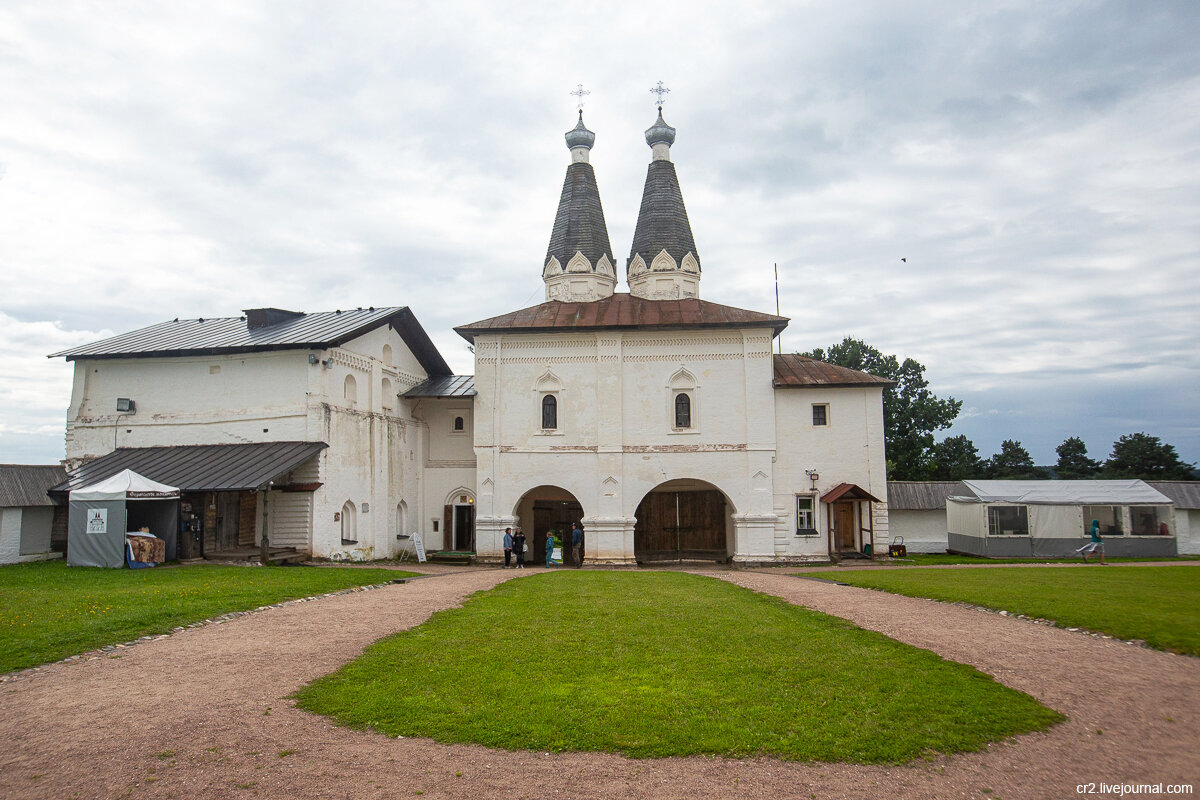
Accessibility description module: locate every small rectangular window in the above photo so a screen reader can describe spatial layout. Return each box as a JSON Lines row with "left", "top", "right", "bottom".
{"left": 796, "top": 496, "right": 817, "bottom": 535}
{"left": 987, "top": 505, "right": 1028, "bottom": 536}
{"left": 1083, "top": 505, "right": 1122, "bottom": 537}
{"left": 812, "top": 404, "right": 828, "bottom": 426}
{"left": 1129, "top": 505, "right": 1172, "bottom": 536}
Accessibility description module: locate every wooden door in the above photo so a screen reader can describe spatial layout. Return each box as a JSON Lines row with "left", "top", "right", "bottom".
{"left": 678, "top": 491, "right": 725, "bottom": 556}
{"left": 835, "top": 502, "right": 856, "bottom": 550}
{"left": 216, "top": 493, "right": 240, "bottom": 550}
{"left": 635, "top": 490, "right": 726, "bottom": 561}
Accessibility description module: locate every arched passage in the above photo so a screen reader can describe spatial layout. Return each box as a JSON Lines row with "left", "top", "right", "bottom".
{"left": 634, "top": 478, "right": 734, "bottom": 564}
{"left": 512, "top": 484, "right": 585, "bottom": 566}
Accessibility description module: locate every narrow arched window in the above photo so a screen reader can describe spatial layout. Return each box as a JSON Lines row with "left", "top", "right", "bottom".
{"left": 453, "top": 416, "right": 464, "bottom": 431}
{"left": 674, "top": 392, "right": 691, "bottom": 428}
{"left": 344, "top": 375, "right": 358, "bottom": 406}
{"left": 541, "top": 394, "right": 557, "bottom": 429}
{"left": 340, "top": 501, "right": 357, "bottom": 544}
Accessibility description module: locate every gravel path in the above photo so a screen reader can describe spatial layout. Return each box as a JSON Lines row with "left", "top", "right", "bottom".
{"left": 1, "top": 566, "right": 1196, "bottom": 800}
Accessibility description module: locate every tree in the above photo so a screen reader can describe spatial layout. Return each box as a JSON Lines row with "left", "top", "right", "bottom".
{"left": 800, "top": 338, "right": 961, "bottom": 480}
{"left": 930, "top": 435, "right": 984, "bottom": 480}
{"left": 1103, "top": 433, "right": 1196, "bottom": 480}
{"left": 985, "top": 440, "right": 1046, "bottom": 479}
{"left": 1054, "top": 436, "right": 1101, "bottom": 479}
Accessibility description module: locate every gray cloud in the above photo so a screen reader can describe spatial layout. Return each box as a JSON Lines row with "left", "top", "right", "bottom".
{"left": 1, "top": 0, "right": 1197, "bottom": 465}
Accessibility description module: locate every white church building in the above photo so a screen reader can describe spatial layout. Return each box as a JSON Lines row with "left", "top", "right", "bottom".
{"left": 50, "top": 108, "right": 893, "bottom": 565}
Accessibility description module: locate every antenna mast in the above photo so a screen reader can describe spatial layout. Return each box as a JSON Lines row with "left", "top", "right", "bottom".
{"left": 774, "top": 262, "right": 782, "bottom": 354}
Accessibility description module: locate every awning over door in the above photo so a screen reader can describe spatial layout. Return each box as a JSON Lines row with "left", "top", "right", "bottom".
{"left": 52, "top": 442, "right": 327, "bottom": 495}
{"left": 820, "top": 482, "right": 882, "bottom": 504}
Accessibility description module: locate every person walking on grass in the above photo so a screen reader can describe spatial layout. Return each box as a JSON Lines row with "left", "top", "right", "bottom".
{"left": 513, "top": 527, "right": 527, "bottom": 569}
{"left": 1078, "top": 518, "right": 1106, "bottom": 564}
{"left": 502, "top": 527, "right": 513, "bottom": 569}
{"left": 570, "top": 521, "right": 584, "bottom": 568}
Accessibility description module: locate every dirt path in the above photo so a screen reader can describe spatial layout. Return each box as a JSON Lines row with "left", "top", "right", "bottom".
{"left": 1, "top": 567, "right": 1196, "bottom": 800}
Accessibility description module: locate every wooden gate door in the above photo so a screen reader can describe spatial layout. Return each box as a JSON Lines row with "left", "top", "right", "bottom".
{"left": 216, "top": 493, "right": 240, "bottom": 551}
{"left": 635, "top": 490, "right": 726, "bottom": 562}
{"left": 834, "top": 502, "right": 856, "bottom": 551}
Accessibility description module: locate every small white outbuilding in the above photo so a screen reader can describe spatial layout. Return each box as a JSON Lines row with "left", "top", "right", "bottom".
{"left": 946, "top": 479, "right": 1176, "bottom": 558}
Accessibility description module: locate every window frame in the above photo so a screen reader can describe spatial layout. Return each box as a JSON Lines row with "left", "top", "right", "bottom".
{"left": 673, "top": 391, "right": 692, "bottom": 429}
{"left": 795, "top": 494, "right": 818, "bottom": 536}
{"left": 812, "top": 403, "right": 829, "bottom": 427}
{"left": 541, "top": 393, "right": 558, "bottom": 431}
{"left": 986, "top": 504, "right": 1029, "bottom": 536}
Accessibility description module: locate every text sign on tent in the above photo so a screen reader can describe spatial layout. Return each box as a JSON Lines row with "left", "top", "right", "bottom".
{"left": 86, "top": 508, "right": 108, "bottom": 534}
{"left": 412, "top": 533, "right": 427, "bottom": 564}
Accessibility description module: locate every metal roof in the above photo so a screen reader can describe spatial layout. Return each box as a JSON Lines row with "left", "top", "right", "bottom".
{"left": 949, "top": 480, "right": 1172, "bottom": 506}
{"left": 51, "top": 442, "right": 327, "bottom": 495}
{"left": 773, "top": 354, "right": 895, "bottom": 389}
{"left": 629, "top": 159, "right": 699, "bottom": 272}
{"left": 403, "top": 375, "right": 476, "bottom": 398}
{"left": 0, "top": 465, "right": 67, "bottom": 507}
{"left": 887, "top": 481, "right": 960, "bottom": 510}
{"left": 49, "top": 307, "right": 451, "bottom": 376}
{"left": 1147, "top": 481, "right": 1200, "bottom": 510}
{"left": 821, "top": 482, "right": 882, "bottom": 504}
{"left": 456, "top": 294, "right": 787, "bottom": 341}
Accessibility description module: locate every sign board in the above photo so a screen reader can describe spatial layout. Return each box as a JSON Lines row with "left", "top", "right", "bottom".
{"left": 86, "top": 508, "right": 108, "bottom": 534}
{"left": 411, "top": 533, "right": 427, "bottom": 564}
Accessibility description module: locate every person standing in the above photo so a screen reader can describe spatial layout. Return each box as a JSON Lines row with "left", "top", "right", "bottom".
{"left": 570, "top": 521, "right": 584, "bottom": 568}
{"left": 1078, "top": 518, "right": 1106, "bottom": 564}
{"left": 502, "top": 527, "right": 513, "bottom": 568}
{"left": 513, "top": 527, "right": 527, "bottom": 569}
{"left": 545, "top": 532, "right": 557, "bottom": 568}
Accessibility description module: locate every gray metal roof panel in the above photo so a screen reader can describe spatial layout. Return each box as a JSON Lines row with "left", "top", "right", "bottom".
{"left": 1147, "top": 481, "right": 1200, "bottom": 510}
{"left": 51, "top": 442, "right": 327, "bottom": 494}
{"left": 403, "top": 375, "right": 477, "bottom": 398}
{"left": 887, "top": 481, "right": 960, "bottom": 510}
{"left": 0, "top": 465, "right": 67, "bottom": 507}
{"left": 49, "top": 307, "right": 452, "bottom": 377}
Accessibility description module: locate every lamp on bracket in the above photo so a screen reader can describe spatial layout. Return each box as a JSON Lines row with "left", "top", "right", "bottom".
{"left": 805, "top": 469, "right": 820, "bottom": 491}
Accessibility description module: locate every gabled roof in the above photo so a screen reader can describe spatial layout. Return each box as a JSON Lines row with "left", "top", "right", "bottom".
{"left": 888, "top": 481, "right": 960, "bottom": 510}
{"left": 1146, "top": 482, "right": 1200, "bottom": 510}
{"left": 821, "top": 482, "right": 882, "bottom": 504}
{"left": 51, "top": 442, "right": 328, "bottom": 495}
{"left": 403, "top": 375, "right": 476, "bottom": 398}
{"left": 545, "top": 162, "right": 614, "bottom": 271}
{"left": 629, "top": 160, "right": 699, "bottom": 271}
{"left": 0, "top": 465, "right": 67, "bottom": 507}
{"left": 50, "top": 307, "right": 451, "bottom": 376}
{"left": 949, "top": 480, "right": 1172, "bottom": 505}
{"left": 455, "top": 294, "right": 787, "bottom": 342}
{"left": 773, "top": 354, "right": 895, "bottom": 389}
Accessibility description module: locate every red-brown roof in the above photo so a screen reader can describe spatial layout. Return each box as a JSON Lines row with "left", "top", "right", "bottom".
{"left": 454, "top": 294, "right": 788, "bottom": 342}
{"left": 773, "top": 354, "right": 895, "bottom": 389}
{"left": 821, "top": 482, "right": 883, "bottom": 504}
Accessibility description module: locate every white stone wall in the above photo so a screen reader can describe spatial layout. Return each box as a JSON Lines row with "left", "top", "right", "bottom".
{"left": 0, "top": 507, "right": 56, "bottom": 564}
{"left": 887, "top": 510, "right": 950, "bottom": 553}
{"left": 771, "top": 385, "right": 889, "bottom": 560}
{"left": 62, "top": 323, "right": 431, "bottom": 561}
{"left": 472, "top": 327, "right": 785, "bottom": 563}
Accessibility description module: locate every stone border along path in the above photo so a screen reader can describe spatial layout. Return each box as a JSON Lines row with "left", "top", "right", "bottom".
{"left": 0, "top": 566, "right": 1195, "bottom": 800}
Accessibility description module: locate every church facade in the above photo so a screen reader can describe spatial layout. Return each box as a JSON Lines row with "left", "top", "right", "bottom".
{"left": 50, "top": 108, "right": 892, "bottom": 565}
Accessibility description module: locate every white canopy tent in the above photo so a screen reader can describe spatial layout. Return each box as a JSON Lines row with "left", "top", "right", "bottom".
{"left": 68, "top": 469, "right": 180, "bottom": 567}
{"left": 946, "top": 480, "right": 1176, "bottom": 558}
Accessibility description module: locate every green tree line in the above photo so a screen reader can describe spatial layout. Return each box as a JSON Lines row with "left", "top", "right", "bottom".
{"left": 801, "top": 338, "right": 1196, "bottom": 481}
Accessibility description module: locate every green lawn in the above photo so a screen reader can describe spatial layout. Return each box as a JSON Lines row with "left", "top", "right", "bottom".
{"left": 797, "top": 565, "right": 1200, "bottom": 656}
{"left": 879, "top": 554, "right": 1200, "bottom": 567}
{"left": 0, "top": 560, "right": 417, "bottom": 673}
{"left": 294, "top": 571, "right": 1062, "bottom": 764}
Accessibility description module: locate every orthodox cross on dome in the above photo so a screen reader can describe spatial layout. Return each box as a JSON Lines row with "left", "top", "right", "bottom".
{"left": 649, "top": 81, "right": 670, "bottom": 110}
{"left": 570, "top": 83, "right": 591, "bottom": 113}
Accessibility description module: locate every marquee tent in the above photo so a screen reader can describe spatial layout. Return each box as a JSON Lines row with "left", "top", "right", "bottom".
{"left": 68, "top": 469, "right": 180, "bottom": 567}
{"left": 946, "top": 479, "right": 1176, "bottom": 558}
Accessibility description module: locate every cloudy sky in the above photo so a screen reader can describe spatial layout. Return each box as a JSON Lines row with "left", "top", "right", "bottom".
{"left": 1, "top": 0, "right": 1198, "bottom": 468}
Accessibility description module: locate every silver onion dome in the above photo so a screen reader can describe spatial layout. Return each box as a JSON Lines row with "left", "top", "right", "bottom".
{"left": 564, "top": 112, "right": 596, "bottom": 150}
{"left": 644, "top": 109, "right": 676, "bottom": 147}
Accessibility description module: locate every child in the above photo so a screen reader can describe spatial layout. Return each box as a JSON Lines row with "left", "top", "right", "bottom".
{"left": 1077, "top": 519, "right": 1106, "bottom": 564}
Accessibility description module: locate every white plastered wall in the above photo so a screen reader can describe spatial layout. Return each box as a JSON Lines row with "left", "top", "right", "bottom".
{"left": 472, "top": 327, "right": 780, "bottom": 563}
{"left": 771, "top": 386, "right": 888, "bottom": 561}
{"left": 887, "top": 510, "right": 949, "bottom": 553}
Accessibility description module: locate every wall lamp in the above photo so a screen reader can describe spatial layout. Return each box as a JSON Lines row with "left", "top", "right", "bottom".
{"left": 805, "top": 469, "right": 820, "bottom": 490}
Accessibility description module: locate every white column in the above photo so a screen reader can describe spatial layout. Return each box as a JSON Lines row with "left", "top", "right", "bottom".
{"left": 731, "top": 513, "right": 779, "bottom": 563}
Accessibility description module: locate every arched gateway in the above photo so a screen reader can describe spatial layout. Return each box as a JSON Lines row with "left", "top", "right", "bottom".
{"left": 634, "top": 479, "right": 733, "bottom": 563}
{"left": 513, "top": 485, "right": 585, "bottom": 565}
